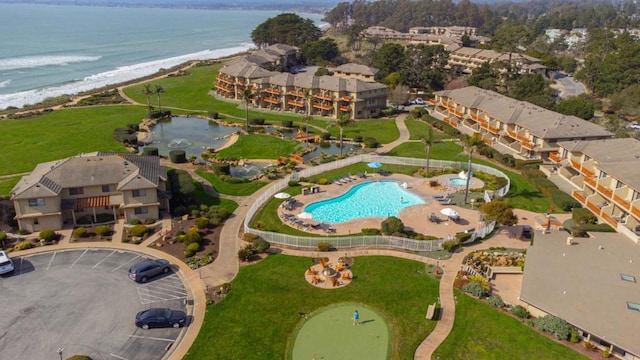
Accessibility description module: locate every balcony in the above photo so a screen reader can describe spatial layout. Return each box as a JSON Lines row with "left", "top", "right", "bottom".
{"left": 339, "top": 105, "right": 350, "bottom": 112}
{"left": 585, "top": 200, "right": 602, "bottom": 216}
{"left": 443, "top": 117, "right": 458, "bottom": 128}
{"left": 597, "top": 184, "right": 613, "bottom": 199}
{"left": 521, "top": 141, "right": 536, "bottom": 150}
{"left": 572, "top": 190, "right": 586, "bottom": 204}
{"left": 288, "top": 90, "right": 304, "bottom": 97}
{"left": 549, "top": 152, "right": 564, "bottom": 163}
{"left": 265, "top": 87, "right": 281, "bottom": 95}
{"left": 506, "top": 129, "right": 517, "bottom": 139}
{"left": 315, "top": 93, "right": 334, "bottom": 101}
{"left": 313, "top": 102, "right": 333, "bottom": 111}
{"left": 341, "top": 95, "right": 351, "bottom": 102}
{"left": 584, "top": 176, "right": 596, "bottom": 187}
{"left": 601, "top": 212, "right": 619, "bottom": 227}
{"left": 454, "top": 111, "right": 464, "bottom": 117}
{"left": 632, "top": 203, "right": 640, "bottom": 219}
{"left": 237, "top": 80, "right": 245, "bottom": 86}
{"left": 428, "top": 98, "right": 436, "bottom": 105}
{"left": 469, "top": 113, "right": 478, "bottom": 121}
{"left": 613, "top": 194, "right": 630, "bottom": 210}
{"left": 481, "top": 136, "right": 493, "bottom": 145}
{"left": 215, "top": 75, "right": 234, "bottom": 84}
{"left": 569, "top": 159, "right": 581, "bottom": 170}
{"left": 487, "top": 125, "right": 500, "bottom": 134}
{"left": 264, "top": 97, "right": 279, "bottom": 104}
{"left": 287, "top": 99, "right": 304, "bottom": 107}
{"left": 215, "top": 83, "right": 232, "bottom": 92}
{"left": 582, "top": 167, "right": 595, "bottom": 178}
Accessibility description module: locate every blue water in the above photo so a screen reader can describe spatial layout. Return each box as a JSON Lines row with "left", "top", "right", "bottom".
{"left": 0, "top": 4, "right": 323, "bottom": 109}
{"left": 449, "top": 178, "right": 468, "bottom": 186}
{"left": 305, "top": 181, "right": 425, "bottom": 223}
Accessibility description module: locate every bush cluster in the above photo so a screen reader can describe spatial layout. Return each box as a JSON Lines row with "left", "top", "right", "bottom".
{"left": 571, "top": 223, "right": 616, "bottom": 237}
{"left": 281, "top": 120, "right": 293, "bottom": 128}
{"left": 381, "top": 216, "right": 404, "bottom": 235}
{"left": 252, "top": 238, "right": 270, "bottom": 253}
{"left": 182, "top": 227, "right": 202, "bottom": 246}
{"left": 361, "top": 228, "right": 381, "bottom": 235}
{"left": 113, "top": 124, "right": 139, "bottom": 146}
{"left": 364, "top": 137, "right": 379, "bottom": 148}
{"left": 250, "top": 118, "right": 265, "bottom": 125}
{"left": 95, "top": 225, "right": 111, "bottom": 237}
{"left": 208, "top": 111, "right": 219, "bottom": 119}
{"left": 488, "top": 295, "right": 505, "bottom": 308}
{"left": 128, "top": 225, "right": 150, "bottom": 238}
{"left": 39, "top": 230, "right": 57, "bottom": 241}
{"left": 15, "top": 241, "right": 34, "bottom": 250}
{"left": 169, "top": 150, "right": 187, "bottom": 163}
{"left": 510, "top": 305, "right": 529, "bottom": 319}
{"left": 141, "top": 147, "right": 159, "bottom": 156}
{"left": 462, "top": 281, "right": 486, "bottom": 298}
{"left": 419, "top": 110, "right": 460, "bottom": 137}
{"left": 185, "top": 242, "right": 200, "bottom": 257}
{"left": 522, "top": 167, "right": 581, "bottom": 211}
{"left": 74, "top": 227, "right": 89, "bottom": 238}
{"left": 572, "top": 207, "right": 597, "bottom": 225}
{"left": 532, "top": 315, "right": 572, "bottom": 340}
{"left": 317, "top": 241, "right": 331, "bottom": 252}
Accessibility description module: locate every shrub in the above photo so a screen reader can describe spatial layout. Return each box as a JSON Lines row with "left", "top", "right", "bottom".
{"left": 318, "top": 178, "right": 329, "bottom": 185}
{"left": 442, "top": 240, "right": 457, "bottom": 252}
{"left": 288, "top": 180, "right": 299, "bottom": 187}
{"left": 242, "top": 233, "right": 259, "bottom": 242}
{"left": 252, "top": 238, "right": 270, "bottom": 253}
{"left": 321, "top": 132, "right": 331, "bottom": 140}
{"left": 488, "top": 295, "right": 505, "bottom": 308}
{"left": 169, "top": 150, "right": 187, "bottom": 163}
{"left": 66, "top": 356, "right": 93, "bottom": 360}
{"left": 353, "top": 134, "right": 363, "bottom": 142}
{"left": 573, "top": 207, "right": 597, "bottom": 224}
{"left": 129, "top": 218, "right": 141, "bottom": 225}
{"left": 571, "top": 223, "right": 616, "bottom": 237}
{"left": 249, "top": 118, "right": 265, "bottom": 125}
{"left": 548, "top": 188, "right": 581, "bottom": 211}
{"left": 317, "top": 241, "right": 331, "bottom": 252}
{"left": 95, "top": 225, "right": 110, "bottom": 237}
{"left": 462, "top": 281, "right": 486, "bottom": 298}
{"left": 208, "top": 111, "right": 219, "bottom": 119}
{"left": 73, "top": 227, "right": 89, "bottom": 238}
{"left": 194, "top": 217, "right": 210, "bottom": 229}
{"left": 532, "top": 315, "right": 572, "bottom": 339}
{"left": 363, "top": 137, "right": 379, "bottom": 148}
{"left": 381, "top": 216, "right": 404, "bottom": 235}
{"left": 455, "top": 232, "right": 472, "bottom": 243}
{"left": 0, "top": 232, "right": 6, "bottom": 247}
{"left": 570, "top": 329, "right": 579, "bottom": 343}
{"left": 39, "top": 230, "right": 57, "bottom": 241}
{"left": 141, "top": 147, "right": 159, "bottom": 156}
{"left": 361, "top": 228, "right": 381, "bottom": 235}
{"left": 128, "top": 225, "right": 150, "bottom": 237}
{"left": 238, "top": 245, "right": 256, "bottom": 261}
{"left": 183, "top": 227, "right": 202, "bottom": 245}
{"left": 15, "top": 241, "right": 34, "bottom": 250}
{"left": 603, "top": 349, "right": 611, "bottom": 358}
{"left": 281, "top": 120, "right": 293, "bottom": 127}
{"left": 211, "top": 162, "right": 231, "bottom": 175}
{"left": 185, "top": 242, "right": 200, "bottom": 257}
{"left": 510, "top": 305, "right": 529, "bottom": 319}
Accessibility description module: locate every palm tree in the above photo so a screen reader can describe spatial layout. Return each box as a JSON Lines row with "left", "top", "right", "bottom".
{"left": 421, "top": 126, "right": 434, "bottom": 174}
{"left": 242, "top": 87, "right": 254, "bottom": 132}
{"left": 330, "top": 112, "right": 353, "bottom": 156}
{"left": 142, "top": 84, "right": 153, "bottom": 116}
{"left": 304, "top": 89, "right": 314, "bottom": 144}
{"left": 154, "top": 85, "right": 165, "bottom": 113}
{"left": 462, "top": 133, "right": 483, "bottom": 205}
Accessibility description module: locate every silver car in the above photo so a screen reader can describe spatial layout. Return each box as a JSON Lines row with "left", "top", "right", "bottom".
{"left": 128, "top": 259, "right": 170, "bottom": 283}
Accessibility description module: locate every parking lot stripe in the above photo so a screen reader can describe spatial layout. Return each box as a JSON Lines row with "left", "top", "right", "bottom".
{"left": 46, "top": 252, "right": 56, "bottom": 270}
{"left": 129, "top": 335, "right": 176, "bottom": 342}
{"left": 69, "top": 249, "right": 88, "bottom": 268}
{"left": 92, "top": 250, "right": 116, "bottom": 269}
{"left": 18, "top": 257, "right": 24, "bottom": 275}
{"left": 109, "top": 353, "right": 129, "bottom": 360}
{"left": 111, "top": 255, "right": 140, "bottom": 272}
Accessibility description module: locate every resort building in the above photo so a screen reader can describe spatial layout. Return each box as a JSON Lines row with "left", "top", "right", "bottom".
{"left": 331, "top": 63, "right": 379, "bottom": 82}
{"left": 408, "top": 26, "right": 477, "bottom": 37}
{"left": 521, "top": 231, "right": 640, "bottom": 360}
{"left": 215, "top": 59, "right": 388, "bottom": 119}
{"left": 447, "top": 48, "right": 546, "bottom": 75}
{"left": 241, "top": 43, "right": 299, "bottom": 71}
{"left": 10, "top": 152, "right": 170, "bottom": 232}
{"left": 545, "top": 138, "right": 640, "bottom": 243}
{"left": 430, "top": 86, "right": 613, "bottom": 160}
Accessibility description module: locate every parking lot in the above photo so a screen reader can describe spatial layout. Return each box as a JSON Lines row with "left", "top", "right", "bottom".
{"left": 0, "top": 249, "right": 189, "bottom": 360}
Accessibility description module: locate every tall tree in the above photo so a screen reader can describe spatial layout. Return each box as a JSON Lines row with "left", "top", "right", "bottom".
{"left": 331, "top": 112, "right": 354, "bottom": 156}
{"left": 421, "top": 126, "right": 434, "bottom": 174}
{"left": 251, "top": 13, "right": 321, "bottom": 48}
{"left": 387, "top": 84, "right": 410, "bottom": 109}
{"left": 462, "top": 133, "right": 483, "bottom": 205}
{"left": 242, "top": 88, "right": 254, "bottom": 132}
{"left": 142, "top": 84, "right": 153, "bottom": 116}
{"left": 154, "top": 85, "right": 165, "bottom": 113}
{"left": 372, "top": 43, "right": 406, "bottom": 80}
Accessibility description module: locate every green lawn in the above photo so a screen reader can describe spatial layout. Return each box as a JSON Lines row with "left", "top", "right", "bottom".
{"left": 216, "top": 134, "right": 299, "bottom": 159}
{"left": 434, "top": 291, "right": 587, "bottom": 360}
{"left": 405, "top": 119, "right": 452, "bottom": 141}
{"left": 193, "top": 182, "right": 238, "bottom": 214}
{"left": 386, "top": 141, "right": 466, "bottom": 160}
{"left": 195, "top": 169, "right": 268, "bottom": 196}
{"left": 0, "top": 106, "right": 145, "bottom": 175}
{"left": 0, "top": 176, "right": 21, "bottom": 196}
{"left": 337, "top": 118, "right": 399, "bottom": 144}
{"left": 184, "top": 255, "right": 439, "bottom": 360}
{"left": 249, "top": 186, "right": 311, "bottom": 236}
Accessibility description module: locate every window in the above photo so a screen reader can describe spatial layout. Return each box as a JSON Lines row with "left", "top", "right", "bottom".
{"left": 134, "top": 207, "right": 148, "bottom": 215}
{"left": 621, "top": 274, "right": 636, "bottom": 283}
{"left": 627, "top": 302, "right": 640, "bottom": 311}
{"left": 102, "top": 184, "right": 116, "bottom": 193}
{"left": 633, "top": 191, "right": 640, "bottom": 201}
{"left": 69, "top": 187, "right": 84, "bottom": 195}
{"left": 132, "top": 189, "right": 146, "bottom": 198}
{"left": 33, "top": 218, "right": 39, "bottom": 225}
{"left": 599, "top": 171, "right": 607, "bottom": 179}
{"left": 616, "top": 180, "right": 624, "bottom": 189}
{"left": 584, "top": 155, "right": 591, "bottom": 161}
{"left": 28, "top": 198, "right": 45, "bottom": 206}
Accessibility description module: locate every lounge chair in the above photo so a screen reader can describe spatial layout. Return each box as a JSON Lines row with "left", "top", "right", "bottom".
{"left": 429, "top": 213, "right": 442, "bottom": 224}
{"left": 342, "top": 175, "right": 351, "bottom": 183}
{"left": 333, "top": 178, "right": 342, "bottom": 185}
{"left": 432, "top": 194, "right": 446, "bottom": 199}
{"left": 348, "top": 173, "right": 357, "bottom": 181}
{"left": 439, "top": 198, "right": 453, "bottom": 205}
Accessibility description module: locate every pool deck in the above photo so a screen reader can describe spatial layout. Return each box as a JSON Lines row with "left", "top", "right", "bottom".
{"left": 278, "top": 173, "right": 485, "bottom": 240}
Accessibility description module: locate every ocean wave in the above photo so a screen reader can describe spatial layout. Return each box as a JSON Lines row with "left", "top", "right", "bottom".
{"left": 0, "top": 44, "right": 254, "bottom": 110}
{"left": 0, "top": 79, "right": 11, "bottom": 88}
{"left": 0, "top": 55, "right": 102, "bottom": 71}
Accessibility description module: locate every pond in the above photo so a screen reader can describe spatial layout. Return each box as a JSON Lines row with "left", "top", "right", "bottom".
{"left": 141, "top": 116, "right": 241, "bottom": 160}
{"left": 303, "top": 142, "right": 359, "bottom": 161}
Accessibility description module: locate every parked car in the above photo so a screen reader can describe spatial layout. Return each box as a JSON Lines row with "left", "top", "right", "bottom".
{"left": 135, "top": 308, "right": 186, "bottom": 329}
{"left": 128, "top": 259, "right": 171, "bottom": 283}
{"left": 521, "top": 225, "right": 532, "bottom": 241}
{"left": 0, "top": 250, "right": 14, "bottom": 275}
{"left": 414, "top": 98, "right": 425, "bottom": 105}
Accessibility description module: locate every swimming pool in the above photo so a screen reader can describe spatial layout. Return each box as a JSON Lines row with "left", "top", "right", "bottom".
{"left": 449, "top": 178, "right": 468, "bottom": 186}
{"left": 304, "top": 181, "right": 425, "bottom": 223}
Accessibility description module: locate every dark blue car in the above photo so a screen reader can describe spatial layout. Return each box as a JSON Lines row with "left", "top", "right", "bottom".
{"left": 135, "top": 308, "right": 186, "bottom": 329}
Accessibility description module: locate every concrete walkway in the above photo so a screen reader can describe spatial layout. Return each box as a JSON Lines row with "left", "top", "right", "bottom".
{"left": 378, "top": 113, "right": 411, "bottom": 153}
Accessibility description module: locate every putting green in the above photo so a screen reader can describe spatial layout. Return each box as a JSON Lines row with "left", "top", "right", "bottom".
{"left": 291, "top": 303, "right": 389, "bottom": 360}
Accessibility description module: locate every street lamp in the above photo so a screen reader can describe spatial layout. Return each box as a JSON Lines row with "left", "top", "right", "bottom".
{"left": 57, "top": 348, "right": 64, "bottom": 360}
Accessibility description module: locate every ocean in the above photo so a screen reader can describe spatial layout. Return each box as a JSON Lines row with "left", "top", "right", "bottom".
{"left": 0, "top": 4, "right": 324, "bottom": 110}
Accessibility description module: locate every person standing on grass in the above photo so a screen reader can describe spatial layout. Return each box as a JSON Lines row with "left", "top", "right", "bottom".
{"left": 353, "top": 310, "right": 359, "bottom": 326}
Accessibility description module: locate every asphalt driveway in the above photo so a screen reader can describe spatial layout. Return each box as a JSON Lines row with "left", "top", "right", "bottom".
{"left": 0, "top": 249, "right": 188, "bottom": 360}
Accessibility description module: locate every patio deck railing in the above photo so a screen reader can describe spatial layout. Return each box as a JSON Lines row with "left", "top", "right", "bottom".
{"left": 243, "top": 155, "right": 508, "bottom": 251}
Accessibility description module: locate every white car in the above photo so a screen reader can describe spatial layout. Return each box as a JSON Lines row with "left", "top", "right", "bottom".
{"left": 414, "top": 98, "right": 425, "bottom": 105}
{"left": 629, "top": 123, "right": 640, "bottom": 131}
{"left": 0, "top": 251, "right": 14, "bottom": 274}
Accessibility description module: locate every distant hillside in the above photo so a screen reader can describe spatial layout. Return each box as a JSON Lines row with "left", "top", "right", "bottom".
{"left": 0, "top": 0, "right": 338, "bottom": 12}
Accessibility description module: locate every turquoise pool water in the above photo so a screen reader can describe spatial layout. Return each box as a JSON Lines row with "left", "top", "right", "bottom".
{"left": 449, "top": 178, "right": 468, "bottom": 186}
{"left": 304, "top": 181, "right": 425, "bottom": 223}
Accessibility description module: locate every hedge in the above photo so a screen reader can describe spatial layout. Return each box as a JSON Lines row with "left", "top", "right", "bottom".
{"left": 548, "top": 188, "right": 581, "bottom": 211}
{"left": 572, "top": 207, "right": 597, "bottom": 225}
{"left": 211, "top": 162, "right": 231, "bottom": 175}
{"left": 281, "top": 120, "right": 293, "bottom": 128}
{"left": 39, "top": 230, "right": 57, "bottom": 241}
{"left": 250, "top": 118, "right": 265, "bottom": 125}
{"left": 128, "top": 225, "right": 150, "bottom": 237}
{"left": 169, "top": 150, "right": 187, "bottom": 163}
{"left": 141, "top": 147, "right": 159, "bottom": 156}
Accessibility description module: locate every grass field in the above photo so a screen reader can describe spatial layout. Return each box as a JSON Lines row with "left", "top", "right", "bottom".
{"left": 434, "top": 291, "right": 587, "bottom": 360}
{"left": 0, "top": 106, "right": 145, "bottom": 176}
{"left": 184, "top": 255, "right": 439, "bottom": 360}
{"left": 405, "top": 119, "right": 452, "bottom": 141}
{"left": 216, "top": 134, "right": 299, "bottom": 159}
{"left": 0, "top": 176, "right": 21, "bottom": 196}
{"left": 194, "top": 169, "right": 267, "bottom": 196}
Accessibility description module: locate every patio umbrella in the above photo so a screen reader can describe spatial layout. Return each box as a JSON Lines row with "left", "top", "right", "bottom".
{"left": 440, "top": 208, "right": 459, "bottom": 218}
{"left": 274, "top": 192, "right": 291, "bottom": 199}
{"left": 367, "top": 162, "right": 382, "bottom": 169}
{"left": 298, "top": 212, "right": 313, "bottom": 219}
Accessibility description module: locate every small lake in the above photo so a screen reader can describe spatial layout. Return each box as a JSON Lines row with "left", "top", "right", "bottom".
{"left": 303, "top": 142, "right": 359, "bottom": 161}
{"left": 141, "top": 116, "right": 241, "bottom": 160}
